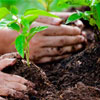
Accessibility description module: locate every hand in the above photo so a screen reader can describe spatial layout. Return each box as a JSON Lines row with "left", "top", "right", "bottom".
{"left": 0, "top": 12, "right": 87, "bottom": 64}
{"left": 29, "top": 12, "right": 87, "bottom": 63}
{"left": 36, "top": 12, "right": 84, "bottom": 29}
{"left": 0, "top": 53, "right": 36, "bottom": 100}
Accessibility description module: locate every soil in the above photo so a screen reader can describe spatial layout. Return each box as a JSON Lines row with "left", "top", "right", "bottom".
{"left": 2, "top": 42, "right": 100, "bottom": 100}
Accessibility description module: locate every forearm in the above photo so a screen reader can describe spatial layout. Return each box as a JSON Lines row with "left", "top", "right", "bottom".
{"left": 0, "top": 28, "right": 18, "bottom": 54}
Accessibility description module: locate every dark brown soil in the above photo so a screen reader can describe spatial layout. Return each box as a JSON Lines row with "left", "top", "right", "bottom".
{"left": 39, "top": 43, "right": 100, "bottom": 99}
{"left": 2, "top": 42, "right": 100, "bottom": 100}
{"left": 3, "top": 59, "right": 58, "bottom": 100}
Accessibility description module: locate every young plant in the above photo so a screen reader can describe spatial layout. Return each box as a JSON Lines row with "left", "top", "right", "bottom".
{"left": 59, "top": 0, "right": 100, "bottom": 40}
{"left": 0, "top": 6, "right": 58, "bottom": 66}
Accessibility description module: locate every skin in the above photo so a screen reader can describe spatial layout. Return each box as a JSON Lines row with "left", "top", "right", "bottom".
{"left": 0, "top": 12, "right": 87, "bottom": 99}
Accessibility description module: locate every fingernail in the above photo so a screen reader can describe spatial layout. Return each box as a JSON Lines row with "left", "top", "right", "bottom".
{"left": 81, "top": 36, "right": 85, "bottom": 42}
{"left": 82, "top": 32, "right": 87, "bottom": 38}
{"left": 53, "top": 18, "right": 62, "bottom": 25}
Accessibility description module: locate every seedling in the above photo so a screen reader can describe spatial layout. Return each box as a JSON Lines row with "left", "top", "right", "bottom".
{"left": 59, "top": 0, "right": 100, "bottom": 41}
{"left": 0, "top": 6, "right": 58, "bottom": 66}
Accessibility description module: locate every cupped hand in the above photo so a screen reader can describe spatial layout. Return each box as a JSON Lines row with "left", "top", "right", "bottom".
{"left": 0, "top": 53, "right": 37, "bottom": 100}
{"left": 29, "top": 12, "right": 87, "bottom": 63}
{"left": 0, "top": 12, "right": 87, "bottom": 64}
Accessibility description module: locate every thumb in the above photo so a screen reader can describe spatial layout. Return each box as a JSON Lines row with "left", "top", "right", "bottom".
{"left": 0, "top": 52, "right": 21, "bottom": 71}
{"left": 0, "top": 58, "right": 16, "bottom": 71}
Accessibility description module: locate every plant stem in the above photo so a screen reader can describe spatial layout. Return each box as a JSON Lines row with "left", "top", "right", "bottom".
{"left": 46, "top": 0, "right": 50, "bottom": 12}
{"left": 25, "top": 42, "right": 30, "bottom": 66}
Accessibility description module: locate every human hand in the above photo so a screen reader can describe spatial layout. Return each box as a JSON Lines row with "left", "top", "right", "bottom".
{"left": 0, "top": 53, "right": 37, "bottom": 100}
{"left": 29, "top": 12, "right": 87, "bottom": 63}
{"left": 0, "top": 12, "right": 86, "bottom": 64}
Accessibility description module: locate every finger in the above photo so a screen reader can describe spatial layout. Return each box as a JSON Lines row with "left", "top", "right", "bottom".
{"left": 0, "top": 97, "right": 7, "bottom": 100}
{"left": 42, "top": 35, "right": 85, "bottom": 47}
{"left": 0, "top": 52, "right": 21, "bottom": 60}
{"left": 36, "top": 16, "right": 62, "bottom": 25}
{"left": 31, "top": 44, "right": 83, "bottom": 59}
{"left": 0, "top": 58, "right": 17, "bottom": 71}
{"left": 35, "top": 54, "right": 70, "bottom": 64}
{"left": 0, "top": 72, "right": 27, "bottom": 84}
{"left": 51, "top": 12, "right": 73, "bottom": 20}
{"left": 0, "top": 87, "right": 28, "bottom": 99}
{"left": 32, "top": 22, "right": 81, "bottom": 36}
{"left": 0, "top": 72, "right": 29, "bottom": 85}
{"left": 0, "top": 80, "right": 27, "bottom": 91}
{"left": 0, "top": 72, "right": 35, "bottom": 91}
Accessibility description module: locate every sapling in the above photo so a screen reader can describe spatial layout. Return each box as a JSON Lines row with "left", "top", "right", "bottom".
{"left": 59, "top": 0, "right": 100, "bottom": 41}
{"left": 0, "top": 6, "right": 58, "bottom": 66}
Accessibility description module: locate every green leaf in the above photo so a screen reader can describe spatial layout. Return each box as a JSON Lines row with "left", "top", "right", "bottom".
{"left": 24, "top": 9, "right": 59, "bottom": 18}
{"left": 66, "top": 11, "right": 83, "bottom": 24}
{"left": 21, "top": 17, "right": 29, "bottom": 30}
{"left": 83, "top": 11, "right": 93, "bottom": 20}
{"left": 24, "top": 15, "right": 38, "bottom": 25}
{"left": 10, "top": 6, "right": 18, "bottom": 15}
{"left": 0, "top": 7, "right": 10, "bottom": 20}
{"left": 84, "top": 11, "right": 93, "bottom": 16}
{"left": 91, "top": 3, "right": 100, "bottom": 29}
{"left": 95, "top": 3, "right": 100, "bottom": 29}
{"left": 29, "top": 26, "right": 48, "bottom": 34}
{"left": 30, "top": 26, "right": 48, "bottom": 33}
{"left": 28, "top": 26, "right": 48, "bottom": 41}
{"left": 7, "top": 22, "right": 20, "bottom": 32}
{"left": 58, "top": 0, "right": 91, "bottom": 6}
{"left": 15, "top": 34, "right": 25, "bottom": 58}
